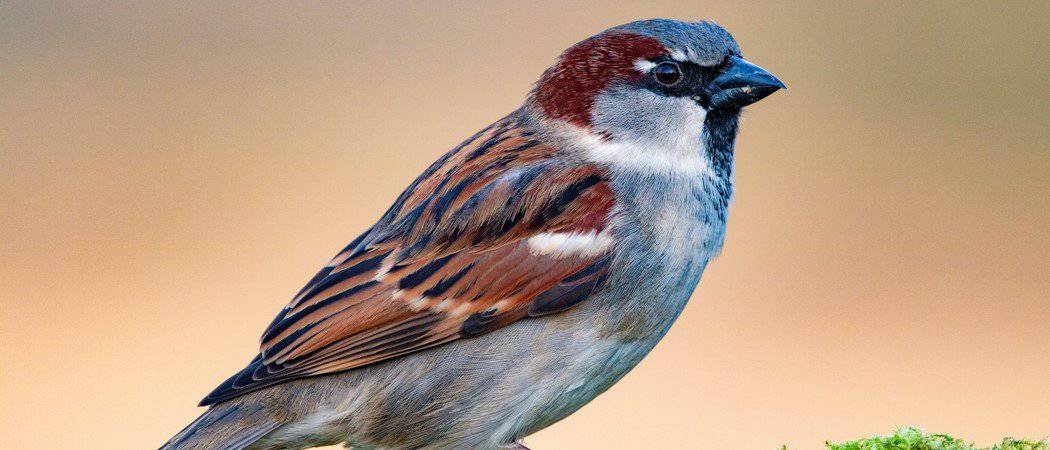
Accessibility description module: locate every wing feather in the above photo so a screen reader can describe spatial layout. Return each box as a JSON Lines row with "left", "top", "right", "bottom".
{"left": 200, "top": 114, "right": 617, "bottom": 406}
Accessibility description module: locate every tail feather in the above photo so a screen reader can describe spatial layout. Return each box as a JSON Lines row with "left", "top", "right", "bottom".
{"left": 161, "top": 401, "right": 280, "bottom": 450}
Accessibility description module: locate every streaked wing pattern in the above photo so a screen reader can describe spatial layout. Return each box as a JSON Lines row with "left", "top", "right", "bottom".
{"left": 201, "top": 113, "right": 617, "bottom": 405}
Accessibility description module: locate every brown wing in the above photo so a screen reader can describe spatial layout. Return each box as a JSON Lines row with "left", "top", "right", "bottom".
{"left": 200, "top": 114, "right": 617, "bottom": 405}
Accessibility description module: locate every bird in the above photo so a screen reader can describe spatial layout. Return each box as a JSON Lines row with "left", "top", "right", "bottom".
{"left": 162, "top": 18, "right": 784, "bottom": 450}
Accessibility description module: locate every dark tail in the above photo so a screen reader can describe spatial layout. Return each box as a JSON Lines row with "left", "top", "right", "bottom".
{"left": 160, "top": 401, "right": 280, "bottom": 450}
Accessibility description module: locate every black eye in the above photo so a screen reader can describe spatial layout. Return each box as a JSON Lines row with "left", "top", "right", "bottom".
{"left": 653, "top": 61, "right": 683, "bottom": 86}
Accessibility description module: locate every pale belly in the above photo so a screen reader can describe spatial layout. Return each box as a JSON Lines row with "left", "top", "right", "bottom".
{"left": 255, "top": 272, "right": 701, "bottom": 450}
{"left": 259, "top": 189, "right": 723, "bottom": 449}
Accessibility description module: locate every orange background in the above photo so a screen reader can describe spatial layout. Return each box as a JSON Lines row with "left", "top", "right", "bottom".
{"left": 2, "top": 2, "right": 1048, "bottom": 449}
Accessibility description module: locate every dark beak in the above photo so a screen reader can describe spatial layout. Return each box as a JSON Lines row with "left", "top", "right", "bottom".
{"left": 705, "top": 56, "right": 786, "bottom": 110}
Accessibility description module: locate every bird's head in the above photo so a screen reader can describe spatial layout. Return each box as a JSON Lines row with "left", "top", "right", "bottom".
{"left": 529, "top": 19, "right": 784, "bottom": 173}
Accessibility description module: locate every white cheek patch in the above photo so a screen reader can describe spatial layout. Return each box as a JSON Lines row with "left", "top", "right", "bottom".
{"left": 571, "top": 101, "right": 712, "bottom": 176}
{"left": 580, "top": 132, "right": 708, "bottom": 175}
{"left": 527, "top": 230, "right": 613, "bottom": 258}
{"left": 581, "top": 85, "right": 714, "bottom": 175}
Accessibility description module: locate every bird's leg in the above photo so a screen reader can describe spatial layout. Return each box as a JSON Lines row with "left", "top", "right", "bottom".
{"left": 501, "top": 442, "right": 530, "bottom": 450}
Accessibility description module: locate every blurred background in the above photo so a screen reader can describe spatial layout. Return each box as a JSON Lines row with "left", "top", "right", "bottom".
{"left": 2, "top": 1, "right": 1048, "bottom": 449}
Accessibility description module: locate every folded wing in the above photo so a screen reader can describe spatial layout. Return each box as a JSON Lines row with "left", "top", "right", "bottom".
{"left": 201, "top": 116, "right": 617, "bottom": 405}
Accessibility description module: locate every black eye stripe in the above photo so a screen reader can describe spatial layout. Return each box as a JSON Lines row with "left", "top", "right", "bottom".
{"left": 653, "top": 61, "right": 683, "bottom": 86}
{"left": 640, "top": 58, "right": 724, "bottom": 100}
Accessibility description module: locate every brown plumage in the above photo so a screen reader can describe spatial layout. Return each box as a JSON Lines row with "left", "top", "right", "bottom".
{"left": 201, "top": 113, "right": 616, "bottom": 406}
{"left": 163, "top": 19, "right": 785, "bottom": 449}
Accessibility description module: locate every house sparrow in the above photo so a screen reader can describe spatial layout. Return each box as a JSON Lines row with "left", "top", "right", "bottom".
{"left": 163, "top": 18, "right": 783, "bottom": 450}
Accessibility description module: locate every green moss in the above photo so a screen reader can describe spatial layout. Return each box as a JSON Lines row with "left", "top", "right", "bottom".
{"left": 780, "top": 427, "right": 1047, "bottom": 450}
